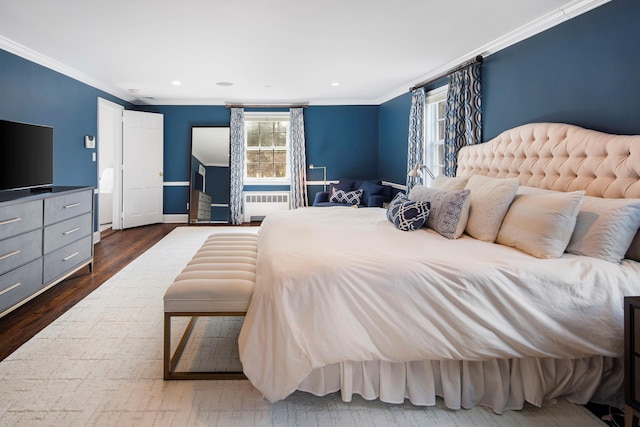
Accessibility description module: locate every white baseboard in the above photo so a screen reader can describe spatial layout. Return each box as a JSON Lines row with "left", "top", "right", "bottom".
{"left": 163, "top": 214, "right": 189, "bottom": 223}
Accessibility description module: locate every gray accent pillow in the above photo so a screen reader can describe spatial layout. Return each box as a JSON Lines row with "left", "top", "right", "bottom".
{"left": 408, "top": 185, "right": 471, "bottom": 239}
{"left": 464, "top": 175, "right": 519, "bottom": 242}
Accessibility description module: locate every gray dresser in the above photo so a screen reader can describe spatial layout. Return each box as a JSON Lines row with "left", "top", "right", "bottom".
{"left": 0, "top": 187, "right": 93, "bottom": 317}
{"left": 190, "top": 190, "right": 212, "bottom": 223}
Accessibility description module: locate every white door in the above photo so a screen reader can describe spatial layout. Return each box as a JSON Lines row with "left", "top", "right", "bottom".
{"left": 122, "top": 110, "right": 164, "bottom": 229}
{"left": 97, "top": 98, "right": 123, "bottom": 234}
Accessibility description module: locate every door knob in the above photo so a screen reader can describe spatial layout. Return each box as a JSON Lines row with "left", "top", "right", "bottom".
{"left": 159, "top": 172, "right": 164, "bottom": 177}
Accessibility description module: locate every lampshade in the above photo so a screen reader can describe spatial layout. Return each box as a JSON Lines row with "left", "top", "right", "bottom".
{"left": 408, "top": 163, "right": 435, "bottom": 179}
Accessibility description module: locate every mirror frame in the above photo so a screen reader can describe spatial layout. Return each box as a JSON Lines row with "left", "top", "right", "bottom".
{"left": 189, "top": 125, "right": 231, "bottom": 224}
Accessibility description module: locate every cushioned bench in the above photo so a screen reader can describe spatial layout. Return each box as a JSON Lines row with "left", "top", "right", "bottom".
{"left": 163, "top": 232, "right": 258, "bottom": 380}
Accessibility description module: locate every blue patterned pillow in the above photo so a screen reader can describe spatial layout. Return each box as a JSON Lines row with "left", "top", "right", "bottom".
{"left": 408, "top": 185, "right": 471, "bottom": 239}
{"left": 388, "top": 199, "right": 430, "bottom": 231}
{"left": 330, "top": 188, "right": 363, "bottom": 205}
{"left": 386, "top": 193, "right": 408, "bottom": 221}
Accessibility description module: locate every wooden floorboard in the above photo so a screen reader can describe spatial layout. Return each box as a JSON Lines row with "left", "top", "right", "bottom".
{"left": 0, "top": 223, "right": 180, "bottom": 362}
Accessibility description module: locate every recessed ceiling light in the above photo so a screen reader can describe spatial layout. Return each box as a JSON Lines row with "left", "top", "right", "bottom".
{"left": 128, "top": 88, "right": 139, "bottom": 94}
{"left": 172, "top": 80, "right": 182, "bottom": 86}
{"left": 216, "top": 81, "right": 234, "bottom": 87}
{"left": 331, "top": 82, "right": 341, "bottom": 86}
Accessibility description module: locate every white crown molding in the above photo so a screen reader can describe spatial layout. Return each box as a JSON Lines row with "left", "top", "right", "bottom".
{"left": 304, "top": 98, "right": 378, "bottom": 106}
{"left": 375, "top": 0, "right": 611, "bottom": 104}
{"left": 141, "top": 97, "right": 378, "bottom": 106}
{"left": 0, "top": 35, "right": 137, "bottom": 104}
{"left": 136, "top": 97, "right": 227, "bottom": 106}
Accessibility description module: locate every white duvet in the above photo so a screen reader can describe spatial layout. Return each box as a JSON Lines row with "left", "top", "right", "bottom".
{"left": 238, "top": 206, "right": 640, "bottom": 403}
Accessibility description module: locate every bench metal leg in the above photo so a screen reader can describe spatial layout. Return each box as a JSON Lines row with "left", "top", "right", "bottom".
{"left": 164, "top": 312, "right": 247, "bottom": 380}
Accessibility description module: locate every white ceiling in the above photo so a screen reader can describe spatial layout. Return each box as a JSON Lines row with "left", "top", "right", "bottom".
{"left": 0, "top": 0, "right": 607, "bottom": 106}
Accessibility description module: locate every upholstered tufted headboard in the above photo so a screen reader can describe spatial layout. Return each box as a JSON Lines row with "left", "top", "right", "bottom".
{"left": 457, "top": 122, "right": 640, "bottom": 260}
{"left": 457, "top": 123, "right": 640, "bottom": 199}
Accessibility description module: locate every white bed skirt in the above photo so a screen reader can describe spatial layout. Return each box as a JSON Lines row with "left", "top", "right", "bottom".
{"left": 296, "top": 357, "right": 623, "bottom": 414}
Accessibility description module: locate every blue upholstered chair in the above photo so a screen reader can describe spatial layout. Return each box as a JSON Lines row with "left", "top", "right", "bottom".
{"left": 312, "top": 179, "right": 392, "bottom": 208}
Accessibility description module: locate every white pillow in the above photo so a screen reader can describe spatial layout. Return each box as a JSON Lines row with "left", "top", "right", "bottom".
{"left": 464, "top": 175, "right": 519, "bottom": 242}
{"left": 496, "top": 189, "right": 585, "bottom": 258}
{"left": 408, "top": 184, "right": 471, "bottom": 239}
{"left": 430, "top": 176, "right": 469, "bottom": 191}
{"left": 566, "top": 196, "right": 640, "bottom": 263}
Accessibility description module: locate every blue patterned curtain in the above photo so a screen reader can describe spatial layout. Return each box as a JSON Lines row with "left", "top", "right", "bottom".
{"left": 229, "top": 108, "right": 245, "bottom": 224}
{"left": 443, "top": 64, "right": 482, "bottom": 177}
{"left": 289, "top": 108, "right": 308, "bottom": 208}
{"left": 406, "top": 88, "right": 426, "bottom": 192}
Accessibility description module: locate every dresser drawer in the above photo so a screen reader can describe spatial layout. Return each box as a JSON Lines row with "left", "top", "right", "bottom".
{"left": 43, "top": 236, "right": 92, "bottom": 284}
{"left": 199, "top": 192, "right": 212, "bottom": 203}
{"left": 43, "top": 212, "right": 92, "bottom": 255}
{"left": 0, "top": 199, "right": 43, "bottom": 240}
{"left": 44, "top": 190, "right": 92, "bottom": 226}
{"left": 0, "top": 259, "right": 43, "bottom": 314}
{"left": 0, "top": 229, "right": 42, "bottom": 276}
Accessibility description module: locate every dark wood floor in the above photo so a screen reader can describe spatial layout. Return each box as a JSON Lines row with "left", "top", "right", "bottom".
{"left": 0, "top": 223, "right": 180, "bottom": 362}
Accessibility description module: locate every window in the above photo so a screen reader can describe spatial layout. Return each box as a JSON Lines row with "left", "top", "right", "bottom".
{"left": 244, "top": 113, "right": 289, "bottom": 184}
{"left": 422, "top": 85, "right": 448, "bottom": 186}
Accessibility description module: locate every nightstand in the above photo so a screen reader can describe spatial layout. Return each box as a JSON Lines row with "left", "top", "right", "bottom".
{"left": 624, "top": 296, "right": 640, "bottom": 427}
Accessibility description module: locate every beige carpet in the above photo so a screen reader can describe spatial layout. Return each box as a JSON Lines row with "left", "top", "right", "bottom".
{"left": 0, "top": 226, "right": 605, "bottom": 426}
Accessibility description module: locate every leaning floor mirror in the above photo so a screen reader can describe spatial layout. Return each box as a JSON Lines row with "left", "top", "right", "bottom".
{"left": 189, "top": 126, "right": 231, "bottom": 224}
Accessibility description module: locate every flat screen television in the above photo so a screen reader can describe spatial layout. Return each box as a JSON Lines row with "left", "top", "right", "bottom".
{"left": 0, "top": 119, "right": 54, "bottom": 192}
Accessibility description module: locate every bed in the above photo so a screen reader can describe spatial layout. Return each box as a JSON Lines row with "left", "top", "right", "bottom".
{"left": 238, "top": 122, "right": 640, "bottom": 413}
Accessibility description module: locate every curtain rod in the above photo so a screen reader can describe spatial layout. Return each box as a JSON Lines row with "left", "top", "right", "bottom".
{"left": 225, "top": 103, "right": 308, "bottom": 109}
{"left": 409, "top": 55, "right": 483, "bottom": 92}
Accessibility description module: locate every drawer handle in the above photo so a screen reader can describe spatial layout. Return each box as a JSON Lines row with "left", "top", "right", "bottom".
{"left": 0, "top": 217, "right": 22, "bottom": 226}
{"left": 0, "top": 282, "right": 22, "bottom": 296}
{"left": 63, "top": 227, "right": 80, "bottom": 236}
{"left": 63, "top": 252, "right": 79, "bottom": 262}
{"left": 0, "top": 250, "right": 21, "bottom": 261}
{"left": 64, "top": 203, "right": 80, "bottom": 209}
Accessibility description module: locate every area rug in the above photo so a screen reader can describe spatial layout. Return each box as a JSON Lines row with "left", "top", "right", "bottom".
{"left": 0, "top": 226, "right": 605, "bottom": 426}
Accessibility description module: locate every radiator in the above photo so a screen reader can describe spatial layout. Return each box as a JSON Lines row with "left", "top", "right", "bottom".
{"left": 243, "top": 191, "right": 290, "bottom": 222}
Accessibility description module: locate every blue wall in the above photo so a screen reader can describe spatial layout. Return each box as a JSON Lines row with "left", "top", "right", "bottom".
{"left": 378, "top": 93, "right": 411, "bottom": 185}
{"left": 0, "top": 50, "right": 132, "bottom": 189}
{"left": 304, "top": 105, "right": 378, "bottom": 202}
{"left": 206, "top": 166, "right": 230, "bottom": 222}
{"left": 140, "top": 105, "right": 230, "bottom": 214}
{"left": 305, "top": 106, "right": 379, "bottom": 180}
{"left": 143, "top": 104, "right": 379, "bottom": 212}
{"left": 482, "top": 0, "right": 640, "bottom": 139}
{"left": 378, "top": 0, "right": 640, "bottom": 185}
{"left": 205, "top": 166, "right": 230, "bottom": 205}
{"left": 0, "top": 49, "right": 132, "bottom": 230}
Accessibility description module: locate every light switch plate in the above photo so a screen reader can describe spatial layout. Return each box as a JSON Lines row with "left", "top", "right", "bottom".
{"left": 85, "top": 135, "right": 95, "bottom": 148}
